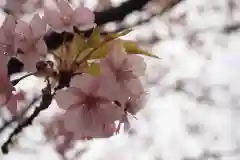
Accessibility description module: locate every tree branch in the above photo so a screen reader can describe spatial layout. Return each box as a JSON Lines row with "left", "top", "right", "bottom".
{"left": 44, "top": 0, "right": 151, "bottom": 50}
{"left": 0, "top": 96, "right": 41, "bottom": 134}
{"left": 94, "top": 0, "right": 151, "bottom": 25}
{"left": 1, "top": 82, "right": 54, "bottom": 154}
{"left": 106, "top": 0, "right": 184, "bottom": 33}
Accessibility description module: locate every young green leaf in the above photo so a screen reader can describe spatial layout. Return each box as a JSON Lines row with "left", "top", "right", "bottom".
{"left": 105, "top": 28, "right": 133, "bottom": 41}
{"left": 122, "top": 40, "right": 160, "bottom": 59}
{"left": 86, "top": 27, "right": 102, "bottom": 48}
{"left": 86, "top": 62, "right": 101, "bottom": 76}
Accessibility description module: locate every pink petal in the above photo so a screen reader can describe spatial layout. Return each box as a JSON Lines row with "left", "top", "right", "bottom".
{"left": 73, "top": 7, "right": 95, "bottom": 26}
{"left": 67, "top": 87, "right": 86, "bottom": 98}
{"left": 106, "top": 40, "right": 127, "bottom": 70}
{"left": 55, "top": 89, "right": 79, "bottom": 109}
{"left": 0, "top": 95, "right": 7, "bottom": 107}
{"left": 43, "top": 8, "right": 63, "bottom": 32}
{"left": 15, "top": 20, "right": 31, "bottom": 39}
{"left": 125, "top": 96, "right": 143, "bottom": 115}
{"left": 0, "top": 29, "right": 7, "bottom": 44}
{"left": 125, "top": 55, "right": 146, "bottom": 76}
{"left": 30, "top": 14, "right": 46, "bottom": 38}
{"left": 56, "top": 0, "right": 74, "bottom": 17}
{"left": 76, "top": 23, "right": 96, "bottom": 31}
{"left": 2, "top": 15, "right": 16, "bottom": 38}
{"left": 98, "top": 70, "right": 122, "bottom": 101}
{"left": 98, "top": 103, "right": 124, "bottom": 122}
{"left": 14, "top": 38, "right": 29, "bottom": 53}
{"left": 0, "top": 54, "right": 8, "bottom": 75}
{"left": 63, "top": 107, "right": 81, "bottom": 133}
{"left": 125, "top": 78, "right": 145, "bottom": 97}
{"left": 20, "top": 50, "right": 41, "bottom": 71}
{"left": 6, "top": 91, "right": 25, "bottom": 115}
{"left": 4, "top": 0, "right": 25, "bottom": 15}
{"left": 36, "top": 38, "right": 47, "bottom": 54}
{"left": 70, "top": 74, "right": 100, "bottom": 94}
{"left": 0, "top": 74, "right": 14, "bottom": 107}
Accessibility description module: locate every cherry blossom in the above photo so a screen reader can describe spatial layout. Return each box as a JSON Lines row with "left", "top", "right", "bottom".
{"left": 43, "top": 0, "right": 95, "bottom": 33}
{"left": 55, "top": 74, "right": 124, "bottom": 139}
{"left": 0, "top": 0, "right": 155, "bottom": 155}
{"left": 43, "top": 114, "right": 75, "bottom": 156}
{"left": 0, "top": 15, "right": 17, "bottom": 56}
{"left": 100, "top": 40, "right": 147, "bottom": 103}
{"left": 14, "top": 14, "right": 47, "bottom": 71}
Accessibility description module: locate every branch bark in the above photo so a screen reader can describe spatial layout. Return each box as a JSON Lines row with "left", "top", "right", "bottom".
{"left": 1, "top": 83, "right": 54, "bottom": 154}
{"left": 44, "top": 0, "right": 151, "bottom": 50}
{"left": 94, "top": 0, "right": 151, "bottom": 25}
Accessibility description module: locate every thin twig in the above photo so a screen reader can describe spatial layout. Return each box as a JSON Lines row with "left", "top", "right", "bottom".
{"left": 1, "top": 80, "right": 54, "bottom": 154}
{"left": 0, "top": 96, "right": 42, "bottom": 134}
{"left": 94, "top": 0, "right": 151, "bottom": 25}
{"left": 11, "top": 72, "right": 37, "bottom": 86}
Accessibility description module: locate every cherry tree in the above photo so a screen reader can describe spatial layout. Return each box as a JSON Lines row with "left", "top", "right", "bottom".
{"left": 0, "top": 0, "right": 162, "bottom": 158}
{"left": 1, "top": 0, "right": 239, "bottom": 159}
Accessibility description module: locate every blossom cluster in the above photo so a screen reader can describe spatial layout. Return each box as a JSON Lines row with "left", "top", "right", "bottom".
{"left": 0, "top": 0, "right": 157, "bottom": 151}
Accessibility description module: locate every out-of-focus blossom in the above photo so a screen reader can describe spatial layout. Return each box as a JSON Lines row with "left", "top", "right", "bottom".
{"left": 4, "top": 0, "right": 26, "bottom": 16}
{"left": 4, "top": 0, "right": 45, "bottom": 16}
{"left": 14, "top": 14, "right": 47, "bottom": 71}
{"left": 96, "top": 0, "right": 112, "bottom": 11}
{"left": 43, "top": 114, "right": 74, "bottom": 155}
{"left": 0, "top": 15, "right": 17, "bottom": 56}
{"left": 43, "top": 0, "right": 95, "bottom": 32}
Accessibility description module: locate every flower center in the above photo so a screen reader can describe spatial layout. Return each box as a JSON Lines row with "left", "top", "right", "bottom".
{"left": 19, "top": 32, "right": 26, "bottom": 41}
{"left": 61, "top": 16, "right": 71, "bottom": 25}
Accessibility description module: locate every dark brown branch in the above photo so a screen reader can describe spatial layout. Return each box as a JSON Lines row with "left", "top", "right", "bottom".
{"left": 1, "top": 82, "right": 54, "bottom": 154}
{"left": 11, "top": 72, "right": 36, "bottom": 86}
{"left": 44, "top": 0, "right": 151, "bottom": 50}
{"left": 0, "top": 96, "right": 41, "bottom": 134}
{"left": 107, "top": 0, "right": 184, "bottom": 33}
{"left": 94, "top": 0, "right": 151, "bottom": 25}
{"left": 223, "top": 22, "right": 240, "bottom": 33}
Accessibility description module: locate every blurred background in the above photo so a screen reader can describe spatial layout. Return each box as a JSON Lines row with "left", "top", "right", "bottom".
{"left": 1, "top": 0, "right": 240, "bottom": 159}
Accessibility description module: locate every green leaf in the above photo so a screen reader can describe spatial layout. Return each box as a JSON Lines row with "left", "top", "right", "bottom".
{"left": 71, "top": 33, "right": 85, "bottom": 58}
{"left": 82, "top": 28, "right": 132, "bottom": 60}
{"left": 105, "top": 28, "right": 133, "bottom": 41}
{"left": 122, "top": 40, "right": 160, "bottom": 59}
{"left": 86, "top": 27, "right": 102, "bottom": 48}
{"left": 88, "top": 42, "right": 112, "bottom": 59}
{"left": 86, "top": 62, "right": 101, "bottom": 76}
